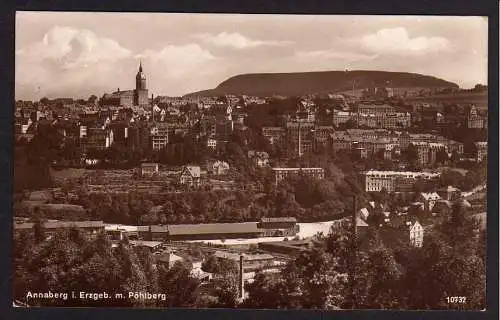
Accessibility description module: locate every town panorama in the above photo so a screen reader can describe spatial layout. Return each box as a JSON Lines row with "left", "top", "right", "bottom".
{"left": 13, "top": 13, "right": 487, "bottom": 310}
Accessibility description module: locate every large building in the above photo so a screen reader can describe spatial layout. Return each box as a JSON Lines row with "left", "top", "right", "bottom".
{"left": 467, "top": 105, "right": 487, "bottom": 129}
{"left": 262, "top": 127, "right": 286, "bottom": 146}
{"left": 257, "top": 217, "right": 299, "bottom": 237}
{"left": 14, "top": 220, "right": 104, "bottom": 239}
{"left": 361, "top": 170, "right": 440, "bottom": 192}
{"left": 100, "top": 62, "right": 149, "bottom": 108}
{"left": 82, "top": 127, "right": 114, "bottom": 152}
{"left": 357, "top": 103, "right": 395, "bottom": 114}
{"left": 286, "top": 121, "right": 315, "bottom": 156}
{"left": 332, "top": 109, "right": 410, "bottom": 130}
{"left": 474, "top": 141, "right": 488, "bottom": 162}
{"left": 150, "top": 122, "right": 171, "bottom": 151}
{"left": 272, "top": 167, "right": 325, "bottom": 185}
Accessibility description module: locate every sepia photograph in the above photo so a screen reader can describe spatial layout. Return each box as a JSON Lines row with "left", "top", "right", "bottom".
{"left": 13, "top": 12, "right": 488, "bottom": 310}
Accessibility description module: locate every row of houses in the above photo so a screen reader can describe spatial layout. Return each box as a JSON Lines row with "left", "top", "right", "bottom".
{"left": 330, "top": 129, "right": 469, "bottom": 165}
{"left": 271, "top": 167, "right": 325, "bottom": 185}
{"left": 332, "top": 109, "right": 411, "bottom": 130}
{"left": 361, "top": 170, "right": 441, "bottom": 192}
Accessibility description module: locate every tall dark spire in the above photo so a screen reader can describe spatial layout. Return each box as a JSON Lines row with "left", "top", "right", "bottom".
{"left": 139, "top": 60, "right": 143, "bottom": 72}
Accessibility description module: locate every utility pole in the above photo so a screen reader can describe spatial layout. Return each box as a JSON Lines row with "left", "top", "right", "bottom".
{"left": 238, "top": 254, "right": 245, "bottom": 301}
{"left": 344, "top": 176, "right": 358, "bottom": 309}
{"left": 298, "top": 121, "right": 302, "bottom": 158}
{"left": 350, "top": 194, "right": 357, "bottom": 309}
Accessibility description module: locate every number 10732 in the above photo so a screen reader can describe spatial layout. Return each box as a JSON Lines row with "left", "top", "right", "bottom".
{"left": 446, "top": 296, "right": 467, "bottom": 304}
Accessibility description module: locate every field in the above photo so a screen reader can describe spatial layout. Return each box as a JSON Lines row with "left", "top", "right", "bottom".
{"left": 336, "top": 90, "right": 487, "bottom": 109}
{"left": 405, "top": 91, "right": 488, "bottom": 108}
{"left": 50, "top": 168, "right": 87, "bottom": 183}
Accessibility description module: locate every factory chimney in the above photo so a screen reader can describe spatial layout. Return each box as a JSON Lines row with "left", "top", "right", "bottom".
{"left": 239, "top": 254, "right": 245, "bottom": 300}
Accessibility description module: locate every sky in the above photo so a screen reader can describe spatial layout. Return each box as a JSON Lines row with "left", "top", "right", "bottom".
{"left": 15, "top": 12, "right": 488, "bottom": 101}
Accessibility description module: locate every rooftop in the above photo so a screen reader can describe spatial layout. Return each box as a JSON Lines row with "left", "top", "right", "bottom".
{"left": 272, "top": 167, "right": 324, "bottom": 171}
{"left": 129, "top": 240, "right": 162, "bottom": 248}
{"left": 182, "top": 165, "right": 201, "bottom": 178}
{"left": 141, "top": 163, "right": 159, "bottom": 167}
{"left": 356, "top": 217, "right": 369, "bottom": 227}
{"left": 168, "top": 222, "right": 261, "bottom": 235}
{"left": 420, "top": 192, "right": 442, "bottom": 201}
{"left": 364, "top": 170, "right": 440, "bottom": 177}
{"left": 155, "top": 252, "right": 183, "bottom": 264}
{"left": 213, "top": 251, "right": 275, "bottom": 262}
{"left": 260, "top": 217, "right": 297, "bottom": 223}
{"left": 15, "top": 220, "right": 104, "bottom": 230}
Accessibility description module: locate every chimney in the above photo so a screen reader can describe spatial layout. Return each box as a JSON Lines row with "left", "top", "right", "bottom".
{"left": 239, "top": 255, "right": 245, "bottom": 300}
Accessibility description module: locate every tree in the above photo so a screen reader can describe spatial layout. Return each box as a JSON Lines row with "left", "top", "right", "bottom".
{"left": 397, "top": 231, "right": 484, "bottom": 309}
{"left": 25, "top": 124, "right": 64, "bottom": 188}
{"left": 463, "top": 140, "right": 478, "bottom": 158}
{"left": 294, "top": 247, "right": 348, "bottom": 309}
{"left": 243, "top": 272, "right": 284, "bottom": 308}
{"left": 201, "top": 254, "right": 238, "bottom": 275}
{"left": 40, "top": 97, "right": 50, "bottom": 105}
{"left": 354, "top": 239, "right": 404, "bottom": 309}
{"left": 274, "top": 191, "right": 304, "bottom": 218}
{"left": 247, "top": 235, "right": 350, "bottom": 309}
{"left": 88, "top": 95, "right": 98, "bottom": 104}
{"left": 14, "top": 230, "right": 154, "bottom": 307}
{"left": 200, "top": 255, "right": 239, "bottom": 307}
{"left": 157, "top": 262, "right": 200, "bottom": 307}
{"left": 435, "top": 149, "right": 449, "bottom": 165}
{"left": 403, "top": 143, "right": 419, "bottom": 169}
{"left": 438, "top": 169, "right": 464, "bottom": 188}
{"left": 32, "top": 207, "right": 46, "bottom": 244}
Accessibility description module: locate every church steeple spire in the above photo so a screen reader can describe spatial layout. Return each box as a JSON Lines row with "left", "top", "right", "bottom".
{"left": 134, "top": 59, "right": 148, "bottom": 106}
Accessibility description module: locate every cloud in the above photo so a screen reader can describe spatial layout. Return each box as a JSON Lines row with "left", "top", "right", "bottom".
{"left": 15, "top": 26, "right": 223, "bottom": 98}
{"left": 16, "top": 26, "right": 131, "bottom": 70}
{"left": 16, "top": 26, "right": 133, "bottom": 99}
{"left": 137, "top": 44, "right": 215, "bottom": 78}
{"left": 357, "top": 27, "right": 451, "bottom": 56}
{"left": 193, "top": 32, "right": 292, "bottom": 49}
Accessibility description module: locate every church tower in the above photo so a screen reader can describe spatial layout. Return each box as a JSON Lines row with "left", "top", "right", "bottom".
{"left": 134, "top": 61, "right": 149, "bottom": 106}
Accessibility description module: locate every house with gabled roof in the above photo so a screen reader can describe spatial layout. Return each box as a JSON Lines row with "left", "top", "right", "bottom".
{"left": 179, "top": 165, "right": 201, "bottom": 187}
{"left": 418, "top": 192, "right": 442, "bottom": 212}
{"left": 155, "top": 252, "right": 184, "bottom": 269}
{"left": 206, "top": 160, "right": 230, "bottom": 175}
{"left": 379, "top": 214, "right": 424, "bottom": 248}
{"left": 248, "top": 150, "right": 270, "bottom": 167}
{"left": 408, "top": 220, "right": 424, "bottom": 247}
{"left": 359, "top": 207, "right": 370, "bottom": 221}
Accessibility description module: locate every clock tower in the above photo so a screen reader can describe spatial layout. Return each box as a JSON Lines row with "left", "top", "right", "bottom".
{"left": 134, "top": 61, "right": 149, "bottom": 106}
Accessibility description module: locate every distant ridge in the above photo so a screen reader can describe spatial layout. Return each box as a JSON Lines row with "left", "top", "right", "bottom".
{"left": 185, "top": 70, "right": 459, "bottom": 97}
